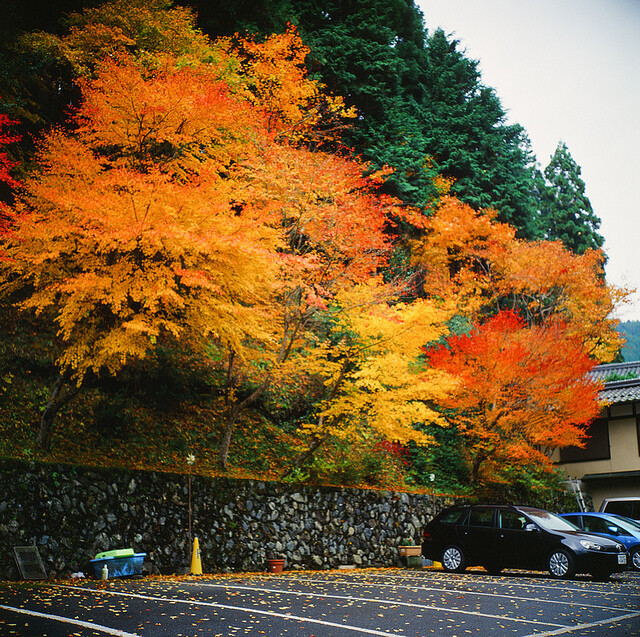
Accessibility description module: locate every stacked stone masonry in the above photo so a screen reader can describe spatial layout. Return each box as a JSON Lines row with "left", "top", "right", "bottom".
{"left": 0, "top": 460, "right": 454, "bottom": 579}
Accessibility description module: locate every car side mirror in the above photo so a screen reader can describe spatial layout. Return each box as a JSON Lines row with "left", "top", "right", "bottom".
{"left": 524, "top": 523, "right": 538, "bottom": 532}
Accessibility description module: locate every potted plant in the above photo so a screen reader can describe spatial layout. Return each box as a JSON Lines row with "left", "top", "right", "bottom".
{"left": 398, "top": 539, "right": 422, "bottom": 567}
{"left": 398, "top": 538, "right": 421, "bottom": 557}
{"left": 267, "top": 553, "right": 285, "bottom": 573}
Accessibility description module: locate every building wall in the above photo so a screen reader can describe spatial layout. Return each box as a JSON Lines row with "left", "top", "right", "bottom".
{"left": 610, "top": 415, "right": 640, "bottom": 469}
{"left": 554, "top": 401, "right": 640, "bottom": 510}
{"left": 588, "top": 482, "right": 640, "bottom": 512}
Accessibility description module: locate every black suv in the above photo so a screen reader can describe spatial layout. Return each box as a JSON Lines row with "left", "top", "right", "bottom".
{"left": 422, "top": 504, "right": 628, "bottom": 580}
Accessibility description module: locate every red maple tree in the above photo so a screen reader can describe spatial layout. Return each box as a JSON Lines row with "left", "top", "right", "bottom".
{"left": 425, "top": 310, "right": 603, "bottom": 485}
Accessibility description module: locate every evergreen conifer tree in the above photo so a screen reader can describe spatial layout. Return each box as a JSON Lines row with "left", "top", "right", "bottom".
{"left": 540, "top": 142, "right": 604, "bottom": 254}
{"left": 418, "top": 28, "right": 539, "bottom": 237}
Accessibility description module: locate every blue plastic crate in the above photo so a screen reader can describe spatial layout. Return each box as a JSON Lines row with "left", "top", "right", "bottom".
{"left": 90, "top": 553, "right": 146, "bottom": 578}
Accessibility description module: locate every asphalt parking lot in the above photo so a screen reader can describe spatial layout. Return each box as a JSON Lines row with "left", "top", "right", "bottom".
{"left": 1, "top": 567, "right": 639, "bottom": 637}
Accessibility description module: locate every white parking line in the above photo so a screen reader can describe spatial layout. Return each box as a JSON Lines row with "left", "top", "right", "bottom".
{"left": 0, "top": 603, "right": 141, "bottom": 637}
{"left": 60, "top": 584, "right": 568, "bottom": 629}
{"left": 358, "top": 571, "right": 638, "bottom": 598}
{"left": 283, "top": 576, "right": 633, "bottom": 612}
{"left": 520, "top": 610, "right": 640, "bottom": 637}
{"left": 56, "top": 586, "right": 400, "bottom": 636}
{"left": 192, "top": 582, "right": 571, "bottom": 627}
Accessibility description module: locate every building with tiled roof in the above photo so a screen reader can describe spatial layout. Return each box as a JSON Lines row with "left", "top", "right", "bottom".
{"left": 589, "top": 360, "right": 640, "bottom": 403}
{"left": 553, "top": 361, "right": 640, "bottom": 510}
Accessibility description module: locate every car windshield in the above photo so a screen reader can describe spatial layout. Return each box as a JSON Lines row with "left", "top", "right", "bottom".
{"left": 525, "top": 509, "right": 578, "bottom": 532}
{"left": 609, "top": 514, "right": 640, "bottom": 533}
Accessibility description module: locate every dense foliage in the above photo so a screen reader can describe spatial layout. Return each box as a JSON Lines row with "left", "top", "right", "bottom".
{"left": 188, "top": 0, "right": 542, "bottom": 236}
{"left": 0, "top": 0, "right": 624, "bottom": 502}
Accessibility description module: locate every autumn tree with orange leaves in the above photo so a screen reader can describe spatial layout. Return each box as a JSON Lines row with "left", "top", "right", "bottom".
{"left": 209, "top": 62, "right": 435, "bottom": 470}
{"left": 0, "top": 21, "right": 447, "bottom": 469}
{"left": 0, "top": 49, "right": 285, "bottom": 450}
{"left": 413, "top": 197, "right": 626, "bottom": 486}
{"left": 425, "top": 310, "right": 603, "bottom": 485}
{"left": 412, "top": 195, "right": 624, "bottom": 362}
{"left": 211, "top": 141, "right": 407, "bottom": 470}
{"left": 0, "top": 113, "right": 20, "bottom": 189}
{"left": 228, "top": 24, "right": 356, "bottom": 144}
{"left": 0, "top": 111, "right": 21, "bottom": 234}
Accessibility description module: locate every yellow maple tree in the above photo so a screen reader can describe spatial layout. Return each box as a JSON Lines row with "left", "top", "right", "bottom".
{"left": 21, "top": 0, "right": 214, "bottom": 78}
{"left": 298, "top": 282, "right": 456, "bottom": 452}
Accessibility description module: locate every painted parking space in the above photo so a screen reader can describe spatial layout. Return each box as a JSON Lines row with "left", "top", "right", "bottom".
{"left": 0, "top": 568, "right": 638, "bottom": 636}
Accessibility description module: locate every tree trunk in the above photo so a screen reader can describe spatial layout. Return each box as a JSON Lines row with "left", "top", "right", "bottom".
{"left": 285, "top": 359, "right": 351, "bottom": 476}
{"left": 216, "top": 378, "right": 272, "bottom": 471}
{"left": 216, "top": 405, "right": 240, "bottom": 471}
{"left": 35, "top": 372, "right": 80, "bottom": 451}
{"left": 284, "top": 432, "right": 331, "bottom": 478}
{"left": 215, "top": 317, "right": 311, "bottom": 471}
{"left": 470, "top": 453, "right": 486, "bottom": 486}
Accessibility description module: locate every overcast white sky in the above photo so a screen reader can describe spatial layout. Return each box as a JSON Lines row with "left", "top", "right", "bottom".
{"left": 416, "top": 0, "right": 640, "bottom": 322}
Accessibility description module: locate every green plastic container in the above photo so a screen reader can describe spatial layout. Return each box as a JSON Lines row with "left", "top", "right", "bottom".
{"left": 94, "top": 548, "right": 135, "bottom": 560}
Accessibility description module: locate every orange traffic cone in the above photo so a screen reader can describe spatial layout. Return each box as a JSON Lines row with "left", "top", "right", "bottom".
{"left": 190, "top": 537, "right": 203, "bottom": 575}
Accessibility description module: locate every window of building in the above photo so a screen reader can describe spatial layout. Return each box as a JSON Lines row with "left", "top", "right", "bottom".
{"left": 610, "top": 404, "right": 634, "bottom": 418}
{"left": 559, "top": 418, "right": 610, "bottom": 463}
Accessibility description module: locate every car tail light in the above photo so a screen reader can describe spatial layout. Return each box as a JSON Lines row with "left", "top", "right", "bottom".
{"left": 422, "top": 528, "right": 431, "bottom": 540}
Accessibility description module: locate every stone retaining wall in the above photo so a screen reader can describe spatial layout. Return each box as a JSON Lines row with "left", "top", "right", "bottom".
{"left": 0, "top": 459, "right": 456, "bottom": 579}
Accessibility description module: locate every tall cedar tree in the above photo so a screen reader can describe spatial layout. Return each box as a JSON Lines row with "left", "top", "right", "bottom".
{"left": 418, "top": 29, "right": 538, "bottom": 236}
{"left": 539, "top": 141, "right": 604, "bottom": 254}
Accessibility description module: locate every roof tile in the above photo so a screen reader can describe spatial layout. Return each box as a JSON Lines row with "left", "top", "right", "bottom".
{"left": 590, "top": 360, "right": 640, "bottom": 403}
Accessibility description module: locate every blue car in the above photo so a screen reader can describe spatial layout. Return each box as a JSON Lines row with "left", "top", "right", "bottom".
{"left": 561, "top": 512, "right": 640, "bottom": 571}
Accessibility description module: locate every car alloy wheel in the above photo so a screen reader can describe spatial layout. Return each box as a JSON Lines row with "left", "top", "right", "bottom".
{"left": 631, "top": 548, "right": 640, "bottom": 571}
{"left": 548, "top": 550, "right": 574, "bottom": 579}
{"left": 442, "top": 545, "right": 466, "bottom": 573}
